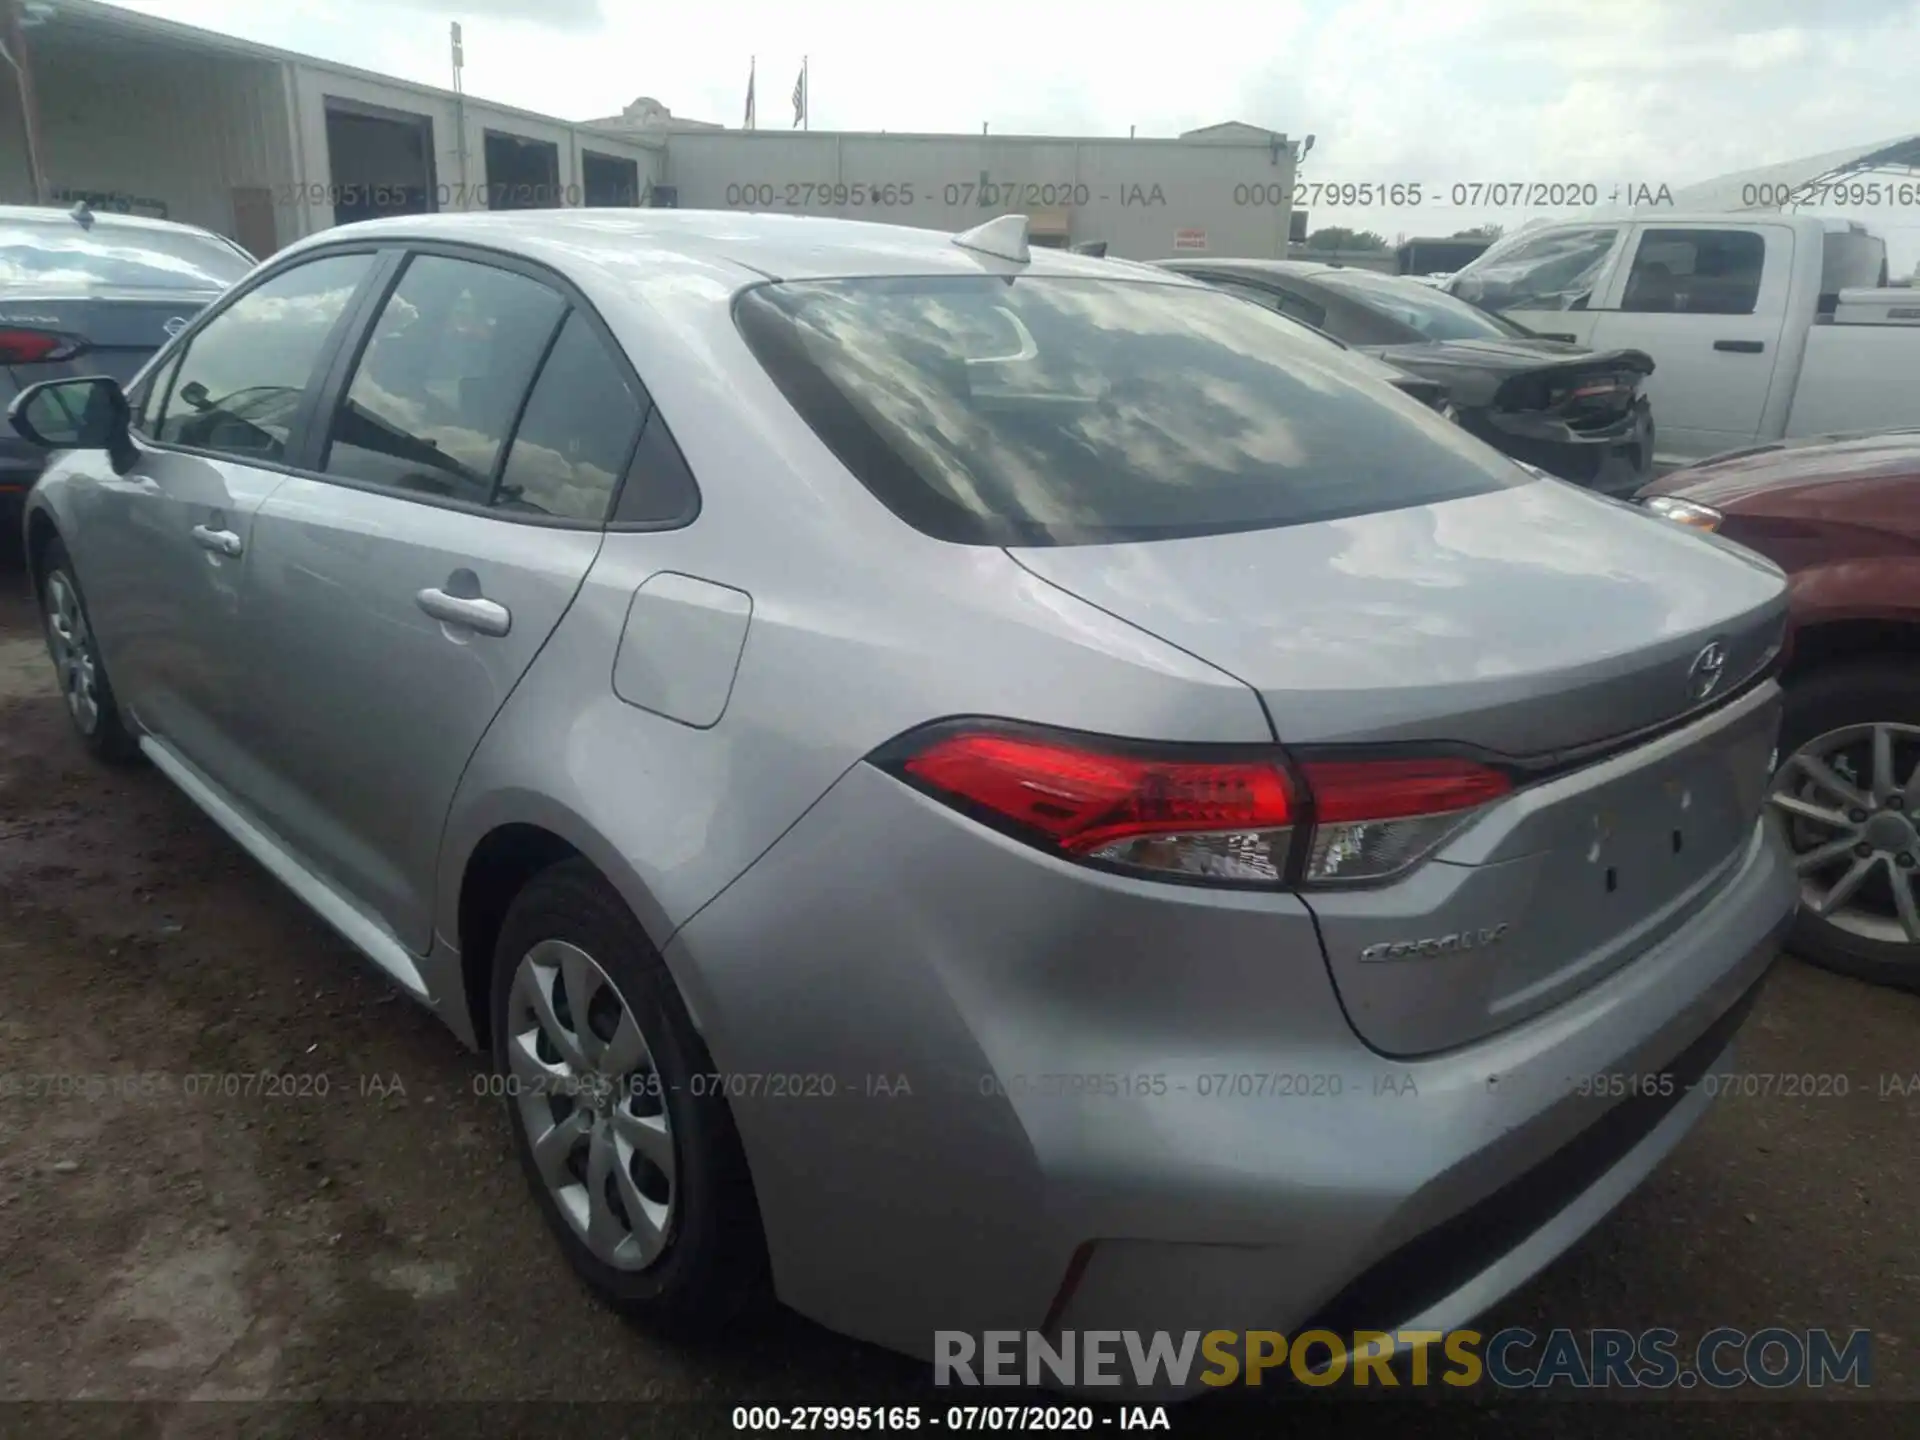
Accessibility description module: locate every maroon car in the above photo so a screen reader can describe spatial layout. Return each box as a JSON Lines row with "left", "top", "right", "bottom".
{"left": 1641, "top": 430, "right": 1920, "bottom": 991}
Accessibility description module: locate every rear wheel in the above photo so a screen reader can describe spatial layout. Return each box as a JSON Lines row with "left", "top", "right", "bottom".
{"left": 39, "top": 539, "right": 138, "bottom": 764}
{"left": 1769, "top": 659, "right": 1920, "bottom": 991}
{"left": 489, "top": 859, "right": 769, "bottom": 1331}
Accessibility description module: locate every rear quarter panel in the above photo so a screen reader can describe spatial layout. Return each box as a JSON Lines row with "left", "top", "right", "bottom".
{"left": 1786, "top": 326, "right": 1920, "bottom": 439}
{"left": 431, "top": 253, "right": 1275, "bottom": 1034}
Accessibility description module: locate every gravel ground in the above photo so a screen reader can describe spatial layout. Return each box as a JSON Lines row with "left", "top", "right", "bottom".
{"left": 0, "top": 554, "right": 1914, "bottom": 1440}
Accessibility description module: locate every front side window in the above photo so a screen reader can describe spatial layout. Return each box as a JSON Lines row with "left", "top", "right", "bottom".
{"left": 1450, "top": 227, "right": 1620, "bottom": 314}
{"left": 735, "top": 275, "right": 1528, "bottom": 547}
{"left": 1620, "top": 229, "right": 1767, "bottom": 315}
{"left": 154, "top": 251, "right": 375, "bottom": 462}
{"left": 322, "top": 255, "right": 566, "bottom": 505}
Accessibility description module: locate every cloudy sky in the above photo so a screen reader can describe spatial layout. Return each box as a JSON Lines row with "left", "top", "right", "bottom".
{"left": 118, "top": 0, "right": 1920, "bottom": 267}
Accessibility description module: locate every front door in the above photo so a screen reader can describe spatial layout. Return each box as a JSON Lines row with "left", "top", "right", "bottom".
{"left": 1588, "top": 222, "right": 1793, "bottom": 464}
{"left": 240, "top": 252, "right": 648, "bottom": 952}
{"left": 75, "top": 252, "right": 380, "bottom": 796}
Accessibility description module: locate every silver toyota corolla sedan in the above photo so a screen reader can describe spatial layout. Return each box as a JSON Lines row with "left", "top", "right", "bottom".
{"left": 11, "top": 209, "right": 1797, "bottom": 1370}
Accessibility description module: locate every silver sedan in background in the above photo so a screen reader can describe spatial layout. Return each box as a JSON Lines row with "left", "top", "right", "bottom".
{"left": 11, "top": 209, "right": 1796, "bottom": 1382}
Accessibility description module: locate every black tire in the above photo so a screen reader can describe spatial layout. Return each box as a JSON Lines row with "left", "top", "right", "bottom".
{"left": 1776, "top": 658, "right": 1920, "bottom": 992}
{"left": 490, "top": 858, "right": 770, "bottom": 1332}
{"left": 38, "top": 538, "right": 140, "bottom": 764}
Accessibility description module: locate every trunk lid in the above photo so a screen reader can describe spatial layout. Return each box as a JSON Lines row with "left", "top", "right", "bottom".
{"left": 1008, "top": 480, "right": 1786, "bottom": 758}
{"left": 0, "top": 293, "right": 215, "bottom": 396}
{"left": 1011, "top": 480, "right": 1790, "bottom": 1055}
{"left": 1363, "top": 340, "right": 1654, "bottom": 421}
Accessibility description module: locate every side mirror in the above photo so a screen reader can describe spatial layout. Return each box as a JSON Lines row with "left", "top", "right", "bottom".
{"left": 6, "top": 376, "right": 137, "bottom": 475}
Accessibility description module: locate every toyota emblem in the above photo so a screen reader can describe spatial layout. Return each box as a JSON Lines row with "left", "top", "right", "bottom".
{"left": 1687, "top": 640, "right": 1729, "bottom": 702}
{"left": 163, "top": 315, "right": 190, "bottom": 338}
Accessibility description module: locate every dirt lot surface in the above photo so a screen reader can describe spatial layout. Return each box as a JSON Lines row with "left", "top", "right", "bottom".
{"left": 0, "top": 554, "right": 1916, "bottom": 1440}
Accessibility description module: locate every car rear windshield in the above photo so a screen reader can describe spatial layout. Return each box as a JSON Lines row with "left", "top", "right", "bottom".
{"left": 0, "top": 218, "right": 253, "bottom": 292}
{"left": 734, "top": 276, "right": 1531, "bottom": 546}
{"left": 1313, "top": 270, "right": 1528, "bottom": 342}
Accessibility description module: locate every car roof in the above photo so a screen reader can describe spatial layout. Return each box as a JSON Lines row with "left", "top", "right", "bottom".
{"left": 285, "top": 209, "right": 1212, "bottom": 287}
{"left": 0, "top": 203, "right": 237, "bottom": 245}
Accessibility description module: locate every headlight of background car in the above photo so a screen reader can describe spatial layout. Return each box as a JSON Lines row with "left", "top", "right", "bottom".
{"left": 1642, "top": 495, "right": 1724, "bottom": 531}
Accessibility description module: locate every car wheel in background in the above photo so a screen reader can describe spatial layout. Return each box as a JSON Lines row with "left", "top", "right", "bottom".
{"left": 1769, "top": 659, "right": 1920, "bottom": 992}
{"left": 490, "top": 858, "right": 770, "bottom": 1330}
{"left": 39, "top": 538, "right": 139, "bottom": 764}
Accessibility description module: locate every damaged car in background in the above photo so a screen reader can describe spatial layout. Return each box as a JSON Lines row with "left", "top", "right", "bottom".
{"left": 1159, "top": 258, "right": 1656, "bottom": 494}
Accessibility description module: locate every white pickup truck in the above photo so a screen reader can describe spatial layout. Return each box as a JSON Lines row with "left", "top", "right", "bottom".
{"left": 1444, "top": 212, "right": 1919, "bottom": 467}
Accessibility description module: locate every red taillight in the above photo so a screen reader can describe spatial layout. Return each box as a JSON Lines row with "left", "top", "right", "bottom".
{"left": 1298, "top": 756, "right": 1512, "bottom": 883}
{"left": 0, "top": 328, "right": 86, "bottom": 365}
{"left": 890, "top": 726, "right": 1512, "bottom": 887}
{"left": 1298, "top": 757, "right": 1511, "bottom": 823}
{"left": 903, "top": 732, "right": 1293, "bottom": 855}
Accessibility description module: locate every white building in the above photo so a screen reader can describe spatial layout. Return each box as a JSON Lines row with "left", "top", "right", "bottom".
{"left": 0, "top": 0, "right": 1297, "bottom": 260}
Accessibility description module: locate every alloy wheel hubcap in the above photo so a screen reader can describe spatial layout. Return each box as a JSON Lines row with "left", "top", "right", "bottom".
{"left": 506, "top": 940, "right": 675, "bottom": 1269}
{"left": 45, "top": 573, "right": 100, "bottom": 734}
{"left": 1768, "top": 722, "right": 1920, "bottom": 949}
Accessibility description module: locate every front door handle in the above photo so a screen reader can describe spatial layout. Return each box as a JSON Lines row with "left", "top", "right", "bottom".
{"left": 191, "top": 524, "right": 242, "bottom": 557}
{"left": 1714, "top": 339, "right": 1765, "bottom": 353}
{"left": 417, "top": 586, "right": 511, "bottom": 637}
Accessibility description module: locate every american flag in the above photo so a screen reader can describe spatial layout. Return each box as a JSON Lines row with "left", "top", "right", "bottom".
{"left": 792, "top": 59, "right": 807, "bottom": 128}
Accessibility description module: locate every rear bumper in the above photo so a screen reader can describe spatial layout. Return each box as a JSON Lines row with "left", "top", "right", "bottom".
{"left": 1472, "top": 400, "right": 1653, "bottom": 495}
{"left": 1046, "top": 822, "right": 1791, "bottom": 1360}
{"left": 666, "top": 759, "right": 1796, "bottom": 1372}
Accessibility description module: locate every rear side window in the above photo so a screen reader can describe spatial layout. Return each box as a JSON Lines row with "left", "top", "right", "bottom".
{"left": 322, "top": 255, "right": 566, "bottom": 506}
{"left": 154, "top": 251, "right": 374, "bottom": 462}
{"left": 1314, "top": 272, "right": 1527, "bottom": 343}
{"left": 735, "top": 276, "right": 1528, "bottom": 547}
{"left": 495, "top": 312, "right": 644, "bottom": 521}
{"left": 613, "top": 410, "right": 701, "bottom": 526}
{"left": 1202, "top": 274, "right": 1332, "bottom": 334}
{"left": 1620, "top": 229, "right": 1766, "bottom": 316}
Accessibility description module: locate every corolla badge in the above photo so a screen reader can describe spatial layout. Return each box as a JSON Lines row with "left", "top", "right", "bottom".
{"left": 1687, "top": 639, "right": 1729, "bottom": 703}
{"left": 1359, "top": 924, "right": 1510, "bottom": 963}
{"left": 163, "top": 315, "right": 190, "bottom": 338}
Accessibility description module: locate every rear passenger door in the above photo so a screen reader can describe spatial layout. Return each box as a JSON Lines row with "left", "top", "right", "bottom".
{"left": 240, "top": 248, "right": 649, "bottom": 955}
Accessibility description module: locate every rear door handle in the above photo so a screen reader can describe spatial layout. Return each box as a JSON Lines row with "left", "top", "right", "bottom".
{"left": 1714, "top": 339, "right": 1765, "bottom": 353}
{"left": 191, "top": 524, "right": 242, "bottom": 557}
{"left": 417, "top": 586, "right": 511, "bottom": 637}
